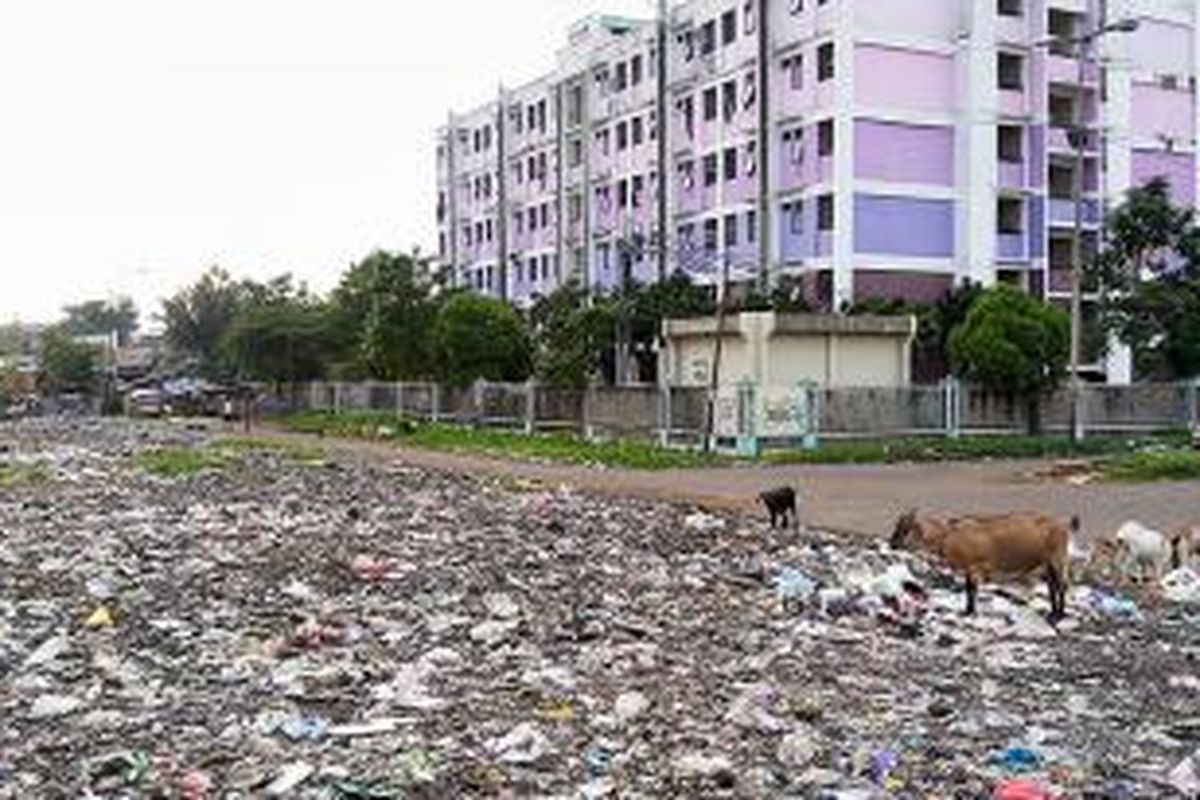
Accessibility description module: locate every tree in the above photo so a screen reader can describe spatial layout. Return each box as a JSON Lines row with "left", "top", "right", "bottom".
{"left": 625, "top": 272, "right": 715, "bottom": 383}
{"left": 433, "top": 293, "right": 533, "bottom": 387}
{"left": 39, "top": 328, "right": 99, "bottom": 395}
{"left": 160, "top": 267, "right": 247, "bottom": 378}
{"left": 326, "top": 251, "right": 439, "bottom": 380}
{"left": 221, "top": 276, "right": 329, "bottom": 385}
{"left": 948, "top": 284, "right": 1069, "bottom": 433}
{"left": 530, "top": 280, "right": 615, "bottom": 389}
{"left": 62, "top": 297, "right": 139, "bottom": 346}
{"left": 1093, "top": 178, "right": 1200, "bottom": 379}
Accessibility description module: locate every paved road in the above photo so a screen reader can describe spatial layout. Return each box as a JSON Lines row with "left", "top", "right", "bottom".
{"left": 262, "top": 426, "right": 1200, "bottom": 541}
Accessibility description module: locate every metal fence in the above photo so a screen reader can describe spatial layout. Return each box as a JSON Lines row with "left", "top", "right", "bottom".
{"left": 277, "top": 379, "right": 1200, "bottom": 450}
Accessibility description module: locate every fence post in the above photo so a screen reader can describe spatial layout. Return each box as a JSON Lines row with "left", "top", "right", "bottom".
{"left": 472, "top": 380, "right": 485, "bottom": 427}
{"left": 944, "top": 378, "right": 962, "bottom": 440}
{"left": 333, "top": 382, "right": 343, "bottom": 415}
{"left": 524, "top": 379, "right": 536, "bottom": 436}
{"left": 799, "top": 381, "right": 820, "bottom": 451}
{"left": 1187, "top": 378, "right": 1199, "bottom": 430}
{"left": 430, "top": 382, "right": 440, "bottom": 423}
{"left": 659, "top": 384, "right": 672, "bottom": 447}
{"left": 583, "top": 381, "right": 596, "bottom": 441}
{"left": 736, "top": 379, "right": 760, "bottom": 457}
{"left": 395, "top": 382, "right": 404, "bottom": 420}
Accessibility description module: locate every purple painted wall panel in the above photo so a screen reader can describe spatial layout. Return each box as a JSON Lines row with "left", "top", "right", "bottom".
{"left": 855, "top": 45, "right": 955, "bottom": 113}
{"left": 1027, "top": 125, "right": 1046, "bottom": 190}
{"left": 1132, "top": 150, "right": 1197, "bottom": 207}
{"left": 854, "top": 121, "right": 954, "bottom": 185}
{"left": 1028, "top": 196, "right": 1045, "bottom": 259}
{"left": 997, "top": 234, "right": 1025, "bottom": 260}
{"left": 854, "top": 270, "right": 953, "bottom": 304}
{"left": 854, "top": 195, "right": 955, "bottom": 258}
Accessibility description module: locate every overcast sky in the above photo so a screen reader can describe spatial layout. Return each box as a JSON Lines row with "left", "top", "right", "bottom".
{"left": 0, "top": 0, "right": 650, "bottom": 325}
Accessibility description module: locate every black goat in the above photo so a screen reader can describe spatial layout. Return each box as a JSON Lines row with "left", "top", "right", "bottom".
{"left": 759, "top": 486, "right": 798, "bottom": 529}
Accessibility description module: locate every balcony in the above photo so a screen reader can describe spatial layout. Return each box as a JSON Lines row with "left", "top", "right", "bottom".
{"left": 998, "top": 90, "right": 1028, "bottom": 117}
{"left": 1047, "top": 127, "right": 1099, "bottom": 152}
{"left": 997, "top": 233, "right": 1027, "bottom": 261}
{"left": 1047, "top": 54, "right": 1099, "bottom": 86}
{"left": 1047, "top": 197, "right": 1101, "bottom": 225}
{"left": 998, "top": 161, "right": 1025, "bottom": 189}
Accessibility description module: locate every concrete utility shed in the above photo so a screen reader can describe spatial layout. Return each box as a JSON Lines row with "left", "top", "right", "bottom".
{"left": 660, "top": 311, "right": 917, "bottom": 388}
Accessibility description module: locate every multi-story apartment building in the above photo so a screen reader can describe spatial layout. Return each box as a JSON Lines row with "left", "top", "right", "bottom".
{"left": 436, "top": 0, "right": 1198, "bottom": 375}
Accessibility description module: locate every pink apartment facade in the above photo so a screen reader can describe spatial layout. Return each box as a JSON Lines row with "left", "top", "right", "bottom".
{"left": 435, "top": 0, "right": 1198, "bottom": 376}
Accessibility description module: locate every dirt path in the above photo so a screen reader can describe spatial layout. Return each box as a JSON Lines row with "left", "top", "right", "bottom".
{"left": 257, "top": 425, "right": 1200, "bottom": 541}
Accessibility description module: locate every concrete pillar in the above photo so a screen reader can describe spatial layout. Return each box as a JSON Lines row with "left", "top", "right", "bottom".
{"left": 831, "top": 1, "right": 857, "bottom": 309}
{"left": 958, "top": 0, "right": 999, "bottom": 288}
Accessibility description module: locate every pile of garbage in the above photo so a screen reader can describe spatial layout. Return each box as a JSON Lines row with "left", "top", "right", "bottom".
{"left": 2, "top": 419, "right": 1200, "bottom": 798}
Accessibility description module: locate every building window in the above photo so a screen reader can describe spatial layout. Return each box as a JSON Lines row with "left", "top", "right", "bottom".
{"left": 528, "top": 208, "right": 538, "bottom": 231}
{"left": 817, "top": 119, "right": 834, "bottom": 157}
{"left": 782, "top": 201, "right": 801, "bottom": 232}
{"left": 703, "top": 87, "right": 718, "bottom": 121}
{"left": 567, "top": 86, "right": 583, "bottom": 126}
{"left": 723, "top": 147, "right": 738, "bottom": 181}
{"left": 997, "top": 197, "right": 1023, "bottom": 234}
{"left": 724, "top": 213, "right": 738, "bottom": 248}
{"left": 998, "top": 52, "right": 1024, "bottom": 91}
{"left": 817, "top": 43, "right": 835, "bottom": 81}
{"left": 569, "top": 194, "right": 582, "bottom": 223}
{"left": 746, "top": 209, "right": 757, "bottom": 243}
{"left": 998, "top": 125, "right": 1023, "bottom": 162}
{"left": 783, "top": 128, "right": 805, "bottom": 163}
{"left": 618, "top": 179, "right": 629, "bottom": 209}
{"left": 743, "top": 71, "right": 757, "bottom": 109}
{"left": 678, "top": 160, "right": 696, "bottom": 190}
{"left": 631, "top": 55, "right": 643, "bottom": 86}
{"left": 568, "top": 137, "right": 583, "bottom": 167}
{"left": 678, "top": 96, "right": 695, "bottom": 137}
{"left": 678, "top": 30, "right": 695, "bottom": 62}
{"left": 721, "top": 9, "right": 737, "bottom": 45}
{"left": 704, "top": 218, "right": 719, "bottom": 252}
{"left": 514, "top": 210, "right": 523, "bottom": 234}
{"left": 817, "top": 194, "right": 834, "bottom": 231}
{"left": 632, "top": 174, "right": 644, "bottom": 207}
{"left": 616, "top": 121, "right": 629, "bottom": 151}
{"left": 700, "top": 20, "right": 717, "bottom": 55}
{"left": 745, "top": 141, "right": 758, "bottom": 176}
{"left": 703, "top": 153, "right": 719, "bottom": 186}
{"left": 788, "top": 0, "right": 803, "bottom": 15}
{"left": 632, "top": 116, "right": 644, "bottom": 146}
{"left": 615, "top": 61, "right": 628, "bottom": 92}
{"left": 722, "top": 80, "right": 737, "bottom": 122}
{"left": 997, "top": 0, "right": 1022, "bottom": 17}
{"left": 540, "top": 203, "right": 549, "bottom": 227}
{"left": 743, "top": 1, "right": 756, "bottom": 33}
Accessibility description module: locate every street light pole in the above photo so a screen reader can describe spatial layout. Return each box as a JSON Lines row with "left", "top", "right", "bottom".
{"left": 1038, "top": 17, "right": 1138, "bottom": 443}
{"left": 1068, "top": 36, "right": 1088, "bottom": 443}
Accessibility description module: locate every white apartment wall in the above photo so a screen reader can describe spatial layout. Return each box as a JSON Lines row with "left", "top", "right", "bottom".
{"left": 958, "top": 0, "right": 1000, "bottom": 288}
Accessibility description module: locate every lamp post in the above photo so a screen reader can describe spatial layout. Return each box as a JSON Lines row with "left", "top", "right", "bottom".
{"left": 1038, "top": 17, "right": 1138, "bottom": 443}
